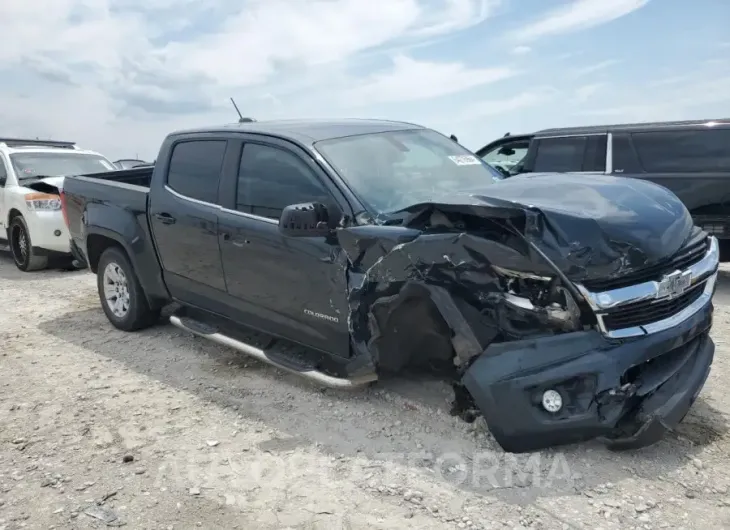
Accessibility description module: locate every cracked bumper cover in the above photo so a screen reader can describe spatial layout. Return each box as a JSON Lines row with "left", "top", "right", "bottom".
{"left": 463, "top": 285, "right": 715, "bottom": 454}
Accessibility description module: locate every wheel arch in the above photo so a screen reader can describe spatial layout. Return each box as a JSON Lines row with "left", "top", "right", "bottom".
{"left": 6, "top": 208, "right": 23, "bottom": 234}
{"left": 86, "top": 230, "right": 169, "bottom": 310}
{"left": 86, "top": 233, "right": 126, "bottom": 274}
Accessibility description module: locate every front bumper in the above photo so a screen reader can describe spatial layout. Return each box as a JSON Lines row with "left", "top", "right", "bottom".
{"left": 463, "top": 286, "right": 715, "bottom": 453}
{"left": 24, "top": 210, "right": 71, "bottom": 254}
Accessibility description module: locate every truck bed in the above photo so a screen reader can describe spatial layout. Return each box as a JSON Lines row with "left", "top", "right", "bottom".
{"left": 62, "top": 169, "right": 153, "bottom": 250}
{"left": 77, "top": 166, "right": 154, "bottom": 188}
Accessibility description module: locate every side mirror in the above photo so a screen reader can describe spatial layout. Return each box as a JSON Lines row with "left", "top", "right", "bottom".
{"left": 0, "top": 176, "right": 5, "bottom": 186}
{"left": 278, "top": 202, "right": 332, "bottom": 237}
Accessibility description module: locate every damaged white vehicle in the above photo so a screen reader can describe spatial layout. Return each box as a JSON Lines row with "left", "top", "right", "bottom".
{"left": 0, "top": 138, "right": 115, "bottom": 271}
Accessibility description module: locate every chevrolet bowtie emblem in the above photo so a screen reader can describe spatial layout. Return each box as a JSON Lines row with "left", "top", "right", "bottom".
{"left": 657, "top": 270, "right": 692, "bottom": 300}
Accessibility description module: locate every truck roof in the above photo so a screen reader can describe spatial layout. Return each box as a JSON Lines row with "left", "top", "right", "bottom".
{"left": 171, "top": 118, "right": 425, "bottom": 144}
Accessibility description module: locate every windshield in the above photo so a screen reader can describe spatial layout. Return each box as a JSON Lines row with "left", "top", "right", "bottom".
{"left": 10, "top": 152, "right": 115, "bottom": 180}
{"left": 481, "top": 142, "right": 529, "bottom": 175}
{"left": 314, "top": 129, "right": 504, "bottom": 214}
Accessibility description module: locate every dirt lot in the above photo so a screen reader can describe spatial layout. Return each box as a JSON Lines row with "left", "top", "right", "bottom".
{"left": 2, "top": 256, "right": 730, "bottom": 529}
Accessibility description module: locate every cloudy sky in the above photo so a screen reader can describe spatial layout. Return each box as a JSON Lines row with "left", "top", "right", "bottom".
{"left": 1, "top": 0, "right": 728, "bottom": 160}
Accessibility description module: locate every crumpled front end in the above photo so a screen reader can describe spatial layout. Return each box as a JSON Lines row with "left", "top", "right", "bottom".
{"left": 463, "top": 295, "right": 715, "bottom": 453}
{"left": 338, "top": 189, "right": 719, "bottom": 453}
{"left": 464, "top": 232, "right": 719, "bottom": 452}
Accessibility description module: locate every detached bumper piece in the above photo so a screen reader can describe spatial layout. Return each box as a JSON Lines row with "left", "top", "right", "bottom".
{"left": 70, "top": 239, "right": 88, "bottom": 268}
{"left": 462, "top": 295, "right": 714, "bottom": 453}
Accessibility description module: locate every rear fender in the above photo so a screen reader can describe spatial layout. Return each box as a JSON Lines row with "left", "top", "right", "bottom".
{"left": 84, "top": 203, "right": 169, "bottom": 307}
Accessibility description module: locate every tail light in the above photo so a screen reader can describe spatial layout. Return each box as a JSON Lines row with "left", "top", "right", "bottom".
{"left": 59, "top": 190, "right": 70, "bottom": 228}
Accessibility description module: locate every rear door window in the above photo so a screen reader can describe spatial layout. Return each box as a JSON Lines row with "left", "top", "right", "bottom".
{"left": 533, "top": 136, "right": 588, "bottom": 172}
{"left": 167, "top": 140, "right": 227, "bottom": 203}
{"left": 631, "top": 129, "right": 730, "bottom": 172}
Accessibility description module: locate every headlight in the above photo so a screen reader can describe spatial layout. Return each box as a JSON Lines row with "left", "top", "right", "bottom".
{"left": 494, "top": 265, "right": 581, "bottom": 330}
{"left": 25, "top": 192, "right": 61, "bottom": 211}
{"left": 492, "top": 265, "right": 553, "bottom": 282}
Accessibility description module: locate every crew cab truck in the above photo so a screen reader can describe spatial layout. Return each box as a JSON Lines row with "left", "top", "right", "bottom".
{"left": 0, "top": 137, "right": 116, "bottom": 271}
{"left": 62, "top": 119, "right": 719, "bottom": 453}
{"left": 476, "top": 119, "right": 730, "bottom": 243}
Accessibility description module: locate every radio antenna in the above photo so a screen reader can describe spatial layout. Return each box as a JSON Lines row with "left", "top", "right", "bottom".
{"left": 230, "top": 97, "right": 244, "bottom": 122}
{"left": 230, "top": 97, "right": 256, "bottom": 123}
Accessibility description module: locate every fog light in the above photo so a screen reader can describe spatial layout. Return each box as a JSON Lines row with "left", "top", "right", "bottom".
{"left": 541, "top": 389, "right": 563, "bottom": 413}
{"left": 54, "top": 229, "right": 62, "bottom": 236}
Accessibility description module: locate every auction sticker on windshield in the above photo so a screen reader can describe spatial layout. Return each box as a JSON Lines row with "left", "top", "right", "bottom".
{"left": 448, "top": 155, "right": 481, "bottom": 166}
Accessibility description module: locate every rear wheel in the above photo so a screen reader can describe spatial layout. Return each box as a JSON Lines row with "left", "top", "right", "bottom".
{"left": 97, "top": 246, "right": 160, "bottom": 331}
{"left": 9, "top": 216, "right": 48, "bottom": 272}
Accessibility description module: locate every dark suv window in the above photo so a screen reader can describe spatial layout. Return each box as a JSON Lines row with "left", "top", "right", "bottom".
{"left": 631, "top": 129, "right": 730, "bottom": 172}
{"left": 237, "top": 143, "right": 331, "bottom": 220}
{"left": 533, "top": 136, "right": 587, "bottom": 172}
{"left": 167, "top": 140, "right": 227, "bottom": 203}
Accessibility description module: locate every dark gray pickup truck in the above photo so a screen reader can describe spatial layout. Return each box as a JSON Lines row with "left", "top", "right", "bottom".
{"left": 61, "top": 119, "right": 719, "bottom": 453}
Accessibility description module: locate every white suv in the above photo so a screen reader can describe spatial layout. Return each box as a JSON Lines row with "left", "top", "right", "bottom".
{"left": 0, "top": 138, "right": 115, "bottom": 271}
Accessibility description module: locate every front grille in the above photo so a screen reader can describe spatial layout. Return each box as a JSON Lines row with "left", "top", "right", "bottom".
{"left": 583, "top": 230, "right": 709, "bottom": 292}
{"left": 601, "top": 281, "right": 705, "bottom": 331}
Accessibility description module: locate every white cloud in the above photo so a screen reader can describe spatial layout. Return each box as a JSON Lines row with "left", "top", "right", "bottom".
{"left": 466, "top": 87, "right": 558, "bottom": 119}
{"left": 574, "top": 83, "right": 604, "bottom": 102}
{"left": 408, "top": 0, "right": 497, "bottom": 37}
{"left": 510, "top": 0, "right": 650, "bottom": 42}
{"left": 571, "top": 59, "right": 621, "bottom": 78}
{"left": 0, "top": 0, "right": 726, "bottom": 162}
{"left": 511, "top": 46, "right": 532, "bottom": 55}
{"left": 577, "top": 68, "right": 730, "bottom": 122}
{"left": 0, "top": 0, "right": 506, "bottom": 158}
{"left": 162, "top": 0, "right": 502, "bottom": 89}
{"left": 343, "top": 55, "right": 516, "bottom": 104}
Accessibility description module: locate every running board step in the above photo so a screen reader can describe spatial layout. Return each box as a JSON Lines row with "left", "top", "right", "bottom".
{"left": 169, "top": 315, "right": 377, "bottom": 389}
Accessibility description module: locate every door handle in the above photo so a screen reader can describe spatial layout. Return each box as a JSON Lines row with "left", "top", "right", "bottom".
{"left": 154, "top": 213, "right": 176, "bottom": 225}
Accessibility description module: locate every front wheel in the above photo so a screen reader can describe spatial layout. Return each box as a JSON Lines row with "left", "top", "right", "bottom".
{"left": 97, "top": 246, "right": 160, "bottom": 331}
{"left": 9, "top": 216, "right": 48, "bottom": 272}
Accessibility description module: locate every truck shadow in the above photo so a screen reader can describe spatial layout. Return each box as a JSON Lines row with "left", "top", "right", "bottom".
{"left": 38, "top": 304, "right": 730, "bottom": 505}
{"left": 0, "top": 252, "right": 85, "bottom": 281}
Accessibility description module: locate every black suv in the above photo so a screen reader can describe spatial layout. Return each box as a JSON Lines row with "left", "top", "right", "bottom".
{"left": 477, "top": 119, "right": 730, "bottom": 241}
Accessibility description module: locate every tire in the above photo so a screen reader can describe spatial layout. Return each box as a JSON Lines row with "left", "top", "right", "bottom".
{"left": 9, "top": 216, "right": 48, "bottom": 272}
{"left": 97, "top": 246, "right": 160, "bottom": 331}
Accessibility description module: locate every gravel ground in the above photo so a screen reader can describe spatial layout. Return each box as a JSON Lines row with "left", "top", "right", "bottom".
{"left": 2, "top": 255, "right": 730, "bottom": 529}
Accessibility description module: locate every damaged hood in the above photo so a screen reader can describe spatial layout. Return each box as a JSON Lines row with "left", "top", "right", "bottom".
{"left": 397, "top": 172, "right": 694, "bottom": 282}
{"left": 19, "top": 176, "right": 65, "bottom": 194}
{"left": 36, "top": 176, "right": 65, "bottom": 189}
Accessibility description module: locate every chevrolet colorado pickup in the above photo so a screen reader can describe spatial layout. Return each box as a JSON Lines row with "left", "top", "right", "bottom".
{"left": 62, "top": 119, "right": 719, "bottom": 453}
